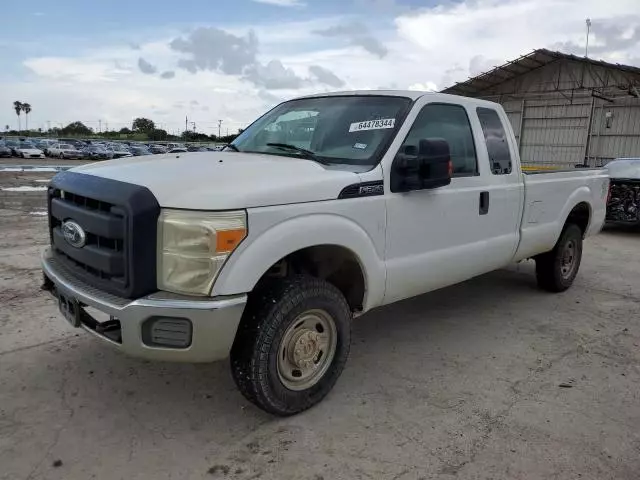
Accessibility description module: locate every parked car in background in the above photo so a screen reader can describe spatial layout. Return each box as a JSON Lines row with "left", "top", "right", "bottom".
{"left": 0, "top": 141, "right": 12, "bottom": 157}
{"left": 58, "top": 138, "right": 87, "bottom": 150}
{"left": 186, "top": 145, "right": 209, "bottom": 152}
{"left": 166, "top": 143, "right": 187, "bottom": 150}
{"left": 605, "top": 158, "right": 640, "bottom": 227}
{"left": 15, "top": 141, "right": 45, "bottom": 159}
{"left": 108, "top": 145, "right": 133, "bottom": 158}
{"left": 48, "top": 143, "right": 85, "bottom": 159}
{"left": 4, "top": 140, "right": 21, "bottom": 156}
{"left": 130, "top": 146, "right": 153, "bottom": 156}
{"left": 83, "top": 145, "right": 113, "bottom": 160}
{"left": 168, "top": 147, "right": 188, "bottom": 153}
{"left": 34, "top": 139, "right": 54, "bottom": 154}
{"left": 148, "top": 144, "right": 168, "bottom": 154}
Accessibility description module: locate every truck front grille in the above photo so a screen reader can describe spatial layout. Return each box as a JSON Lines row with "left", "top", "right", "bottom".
{"left": 47, "top": 171, "right": 160, "bottom": 298}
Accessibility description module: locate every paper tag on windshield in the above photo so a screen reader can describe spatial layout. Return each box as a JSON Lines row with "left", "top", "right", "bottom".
{"left": 349, "top": 118, "right": 395, "bottom": 133}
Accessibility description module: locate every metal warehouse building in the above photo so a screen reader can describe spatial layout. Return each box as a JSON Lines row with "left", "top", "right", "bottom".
{"left": 442, "top": 49, "right": 640, "bottom": 168}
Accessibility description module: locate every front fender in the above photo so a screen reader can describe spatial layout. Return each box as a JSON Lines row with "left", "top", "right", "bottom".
{"left": 212, "top": 213, "right": 386, "bottom": 311}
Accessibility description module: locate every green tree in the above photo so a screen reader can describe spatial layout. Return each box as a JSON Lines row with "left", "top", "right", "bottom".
{"left": 13, "top": 101, "right": 22, "bottom": 131}
{"left": 132, "top": 117, "right": 155, "bottom": 133}
{"left": 60, "top": 121, "right": 93, "bottom": 136}
{"left": 119, "top": 127, "right": 132, "bottom": 134}
{"left": 22, "top": 103, "right": 32, "bottom": 132}
{"left": 148, "top": 128, "right": 168, "bottom": 141}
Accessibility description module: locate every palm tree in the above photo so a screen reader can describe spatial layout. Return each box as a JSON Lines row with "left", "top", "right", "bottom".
{"left": 22, "top": 103, "right": 32, "bottom": 133}
{"left": 13, "top": 101, "right": 23, "bottom": 131}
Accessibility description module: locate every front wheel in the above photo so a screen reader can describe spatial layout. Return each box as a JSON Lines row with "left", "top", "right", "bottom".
{"left": 535, "top": 224, "right": 583, "bottom": 292}
{"left": 231, "top": 276, "right": 351, "bottom": 416}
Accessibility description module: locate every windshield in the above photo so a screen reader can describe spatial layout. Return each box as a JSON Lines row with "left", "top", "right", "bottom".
{"left": 231, "top": 95, "right": 411, "bottom": 166}
{"left": 60, "top": 144, "right": 74, "bottom": 149}
{"left": 19, "top": 142, "right": 34, "bottom": 148}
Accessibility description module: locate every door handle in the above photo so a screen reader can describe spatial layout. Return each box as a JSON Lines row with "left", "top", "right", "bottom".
{"left": 479, "top": 191, "right": 490, "bottom": 215}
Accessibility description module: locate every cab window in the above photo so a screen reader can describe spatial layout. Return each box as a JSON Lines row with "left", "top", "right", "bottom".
{"left": 399, "top": 103, "right": 478, "bottom": 176}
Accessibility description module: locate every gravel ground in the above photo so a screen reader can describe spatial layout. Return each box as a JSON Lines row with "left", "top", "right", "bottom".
{"left": 0, "top": 157, "right": 87, "bottom": 167}
{"left": 1, "top": 169, "right": 639, "bottom": 480}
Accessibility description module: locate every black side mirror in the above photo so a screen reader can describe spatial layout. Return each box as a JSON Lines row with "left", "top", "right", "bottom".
{"left": 390, "top": 138, "right": 452, "bottom": 192}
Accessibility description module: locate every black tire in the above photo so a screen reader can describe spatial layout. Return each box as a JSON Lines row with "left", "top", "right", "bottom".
{"left": 535, "top": 224, "right": 583, "bottom": 292}
{"left": 230, "top": 275, "right": 351, "bottom": 416}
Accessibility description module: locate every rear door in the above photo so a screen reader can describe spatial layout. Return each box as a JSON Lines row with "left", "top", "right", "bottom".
{"left": 383, "top": 99, "right": 522, "bottom": 304}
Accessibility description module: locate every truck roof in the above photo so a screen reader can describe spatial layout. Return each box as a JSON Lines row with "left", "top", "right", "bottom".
{"left": 297, "top": 89, "right": 500, "bottom": 108}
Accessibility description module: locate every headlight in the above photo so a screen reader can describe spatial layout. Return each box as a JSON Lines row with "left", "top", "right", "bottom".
{"left": 157, "top": 209, "right": 247, "bottom": 295}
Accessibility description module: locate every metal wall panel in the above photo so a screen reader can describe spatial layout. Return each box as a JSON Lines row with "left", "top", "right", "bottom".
{"left": 588, "top": 97, "right": 640, "bottom": 163}
{"left": 469, "top": 59, "right": 640, "bottom": 167}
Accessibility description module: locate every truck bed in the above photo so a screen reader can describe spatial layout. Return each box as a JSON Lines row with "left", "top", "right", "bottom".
{"left": 514, "top": 168, "right": 609, "bottom": 261}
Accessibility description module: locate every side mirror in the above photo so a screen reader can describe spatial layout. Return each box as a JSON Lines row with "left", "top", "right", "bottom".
{"left": 390, "top": 138, "right": 452, "bottom": 192}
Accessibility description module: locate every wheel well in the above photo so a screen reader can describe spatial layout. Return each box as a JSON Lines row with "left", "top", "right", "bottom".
{"left": 566, "top": 202, "right": 590, "bottom": 237}
{"left": 256, "top": 245, "right": 366, "bottom": 312}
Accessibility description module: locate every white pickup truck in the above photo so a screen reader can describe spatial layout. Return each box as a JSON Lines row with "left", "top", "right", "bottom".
{"left": 42, "top": 90, "right": 609, "bottom": 415}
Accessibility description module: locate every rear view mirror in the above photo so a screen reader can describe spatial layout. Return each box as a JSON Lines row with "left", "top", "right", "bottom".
{"left": 390, "top": 138, "right": 452, "bottom": 192}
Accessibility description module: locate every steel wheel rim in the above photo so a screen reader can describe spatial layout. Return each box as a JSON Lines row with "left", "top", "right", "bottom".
{"left": 560, "top": 239, "right": 577, "bottom": 278}
{"left": 277, "top": 309, "right": 338, "bottom": 391}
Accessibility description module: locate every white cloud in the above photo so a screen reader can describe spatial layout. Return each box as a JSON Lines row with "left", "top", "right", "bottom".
{"left": 408, "top": 82, "right": 438, "bottom": 92}
{"left": 251, "top": 0, "right": 305, "bottom": 6}
{"left": 138, "top": 57, "right": 157, "bottom": 74}
{"left": 4, "top": 0, "right": 639, "bottom": 136}
{"left": 395, "top": 0, "right": 640, "bottom": 87}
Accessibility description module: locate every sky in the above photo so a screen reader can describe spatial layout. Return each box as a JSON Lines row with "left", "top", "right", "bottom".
{"left": 1, "top": 0, "right": 639, "bottom": 135}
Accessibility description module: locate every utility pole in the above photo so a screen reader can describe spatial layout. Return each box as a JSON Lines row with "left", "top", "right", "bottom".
{"left": 585, "top": 18, "right": 591, "bottom": 58}
{"left": 191, "top": 122, "right": 196, "bottom": 132}
{"left": 218, "top": 120, "right": 223, "bottom": 139}
{"left": 47, "top": 120, "right": 51, "bottom": 136}
{"left": 185, "top": 116, "right": 188, "bottom": 134}
{"left": 98, "top": 119, "right": 102, "bottom": 133}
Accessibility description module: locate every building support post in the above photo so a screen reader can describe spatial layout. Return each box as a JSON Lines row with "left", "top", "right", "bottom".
{"left": 517, "top": 98, "right": 526, "bottom": 158}
{"left": 582, "top": 95, "right": 596, "bottom": 167}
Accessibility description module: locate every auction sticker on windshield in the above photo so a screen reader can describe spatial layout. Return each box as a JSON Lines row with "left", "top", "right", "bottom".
{"left": 349, "top": 118, "right": 395, "bottom": 132}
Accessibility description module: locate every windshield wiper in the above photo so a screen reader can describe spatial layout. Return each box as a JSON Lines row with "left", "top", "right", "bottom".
{"left": 266, "top": 143, "right": 329, "bottom": 165}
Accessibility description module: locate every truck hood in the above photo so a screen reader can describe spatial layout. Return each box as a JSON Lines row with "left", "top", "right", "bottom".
{"left": 72, "top": 151, "right": 361, "bottom": 209}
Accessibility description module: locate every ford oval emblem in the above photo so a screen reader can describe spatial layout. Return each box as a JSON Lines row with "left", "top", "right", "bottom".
{"left": 62, "top": 220, "right": 86, "bottom": 248}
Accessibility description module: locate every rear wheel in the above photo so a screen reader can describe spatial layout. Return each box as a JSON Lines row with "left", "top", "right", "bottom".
{"left": 230, "top": 275, "right": 351, "bottom": 416}
{"left": 535, "top": 224, "right": 583, "bottom": 292}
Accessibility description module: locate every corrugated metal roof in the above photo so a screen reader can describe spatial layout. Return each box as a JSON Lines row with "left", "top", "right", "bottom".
{"left": 442, "top": 48, "right": 640, "bottom": 96}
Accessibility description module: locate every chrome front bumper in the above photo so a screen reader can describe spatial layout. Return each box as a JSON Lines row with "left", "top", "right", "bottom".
{"left": 41, "top": 249, "right": 246, "bottom": 362}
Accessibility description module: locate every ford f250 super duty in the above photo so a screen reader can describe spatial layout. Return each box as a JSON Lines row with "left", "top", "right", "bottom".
{"left": 42, "top": 91, "right": 609, "bottom": 416}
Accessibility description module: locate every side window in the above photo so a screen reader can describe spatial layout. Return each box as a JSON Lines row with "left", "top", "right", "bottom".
{"left": 400, "top": 103, "right": 477, "bottom": 176}
{"left": 476, "top": 107, "right": 513, "bottom": 175}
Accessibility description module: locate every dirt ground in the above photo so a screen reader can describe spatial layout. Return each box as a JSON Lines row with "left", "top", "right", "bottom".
{"left": 1, "top": 169, "right": 639, "bottom": 480}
